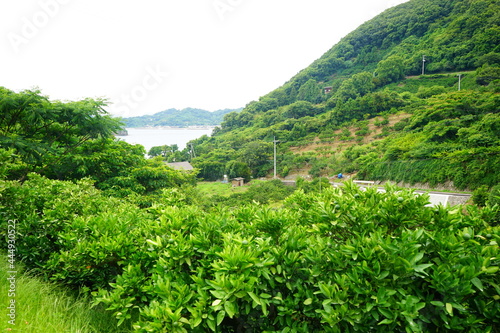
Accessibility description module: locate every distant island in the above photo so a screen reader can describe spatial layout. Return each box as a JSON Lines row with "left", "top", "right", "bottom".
{"left": 121, "top": 107, "right": 242, "bottom": 128}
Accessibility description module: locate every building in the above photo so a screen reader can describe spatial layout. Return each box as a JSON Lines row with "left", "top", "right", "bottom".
{"left": 323, "top": 86, "right": 333, "bottom": 94}
{"left": 232, "top": 177, "right": 245, "bottom": 187}
{"left": 166, "top": 161, "right": 194, "bottom": 171}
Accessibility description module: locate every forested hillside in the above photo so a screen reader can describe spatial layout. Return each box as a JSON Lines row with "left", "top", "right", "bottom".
{"left": 122, "top": 107, "right": 240, "bottom": 127}
{"left": 186, "top": 0, "right": 500, "bottom": 190}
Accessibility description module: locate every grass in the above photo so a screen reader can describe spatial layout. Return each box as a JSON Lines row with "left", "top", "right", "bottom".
{"left": 197, "top": 181, "right": 250, "bottom": 197}
{"left": 0, "top": 255, "right": 132, "bottom": 333}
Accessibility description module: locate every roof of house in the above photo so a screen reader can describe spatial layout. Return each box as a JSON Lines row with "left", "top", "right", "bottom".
{"left": 166, "top": 161, "right": 194, "bottom": 171}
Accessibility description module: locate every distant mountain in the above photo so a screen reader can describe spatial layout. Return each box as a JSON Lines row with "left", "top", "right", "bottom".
{"left": 122, "top": 107, "right": 241, "bottom": 127}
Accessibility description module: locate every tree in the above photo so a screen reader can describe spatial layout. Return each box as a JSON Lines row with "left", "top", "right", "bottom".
{"left": 0, "top": 87, "right": 122, "bottom": 180}
{"left": 334, "top": 79, "right": 359, "bottom": 104}
{"left": 225, "top": 160, "right": 251, "bottom": 181}
{"left": 476, "top": 65, "right": 500, "bottom": 86}
{"left": 130, "top": 158, "right": 196, "bottom": 194}
{"left": 297, "top": 79, "right": 320, "bottom": 103}
{"left": 148, "top": 144, "right": 182, "bottom": 161}
{"left": 238, "top": 141, "right": 273, "bottom": 177}
{"left": 46, "top": 138, "right": 146, "bottom": 184}
{"left": 476, "top": 52, "right": 500, "bottom": 67}
{"left": 374, "top": 55, "right": 406, "bottom": 84}
{"left": 282, "top": 101, "right": 317, "bottom": 119}
{"left": 351, "top": 71, "right": 375, "bottom": 96}
{"left": 148, "top": 145, "right": 168, "bottom": 157}
{"left": 196, "top": 160, "right": 226, "bottom": 181}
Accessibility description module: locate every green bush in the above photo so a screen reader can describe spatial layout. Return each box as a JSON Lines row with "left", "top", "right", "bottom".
{"left": 2, "top": 176, "right": 500, "bottom": 332}
{"left": 472, "top": 185, "right": 490, "bottom": 207}
{"left": 92, "top": 182, "right": 500, "bottom": 332}
{"left": 489, "top": 184, "right": 500, "bottom": 206}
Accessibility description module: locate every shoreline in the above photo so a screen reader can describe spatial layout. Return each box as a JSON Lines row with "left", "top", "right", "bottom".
{"left": 125, "top": 125, "right": 217, "bottom": 130}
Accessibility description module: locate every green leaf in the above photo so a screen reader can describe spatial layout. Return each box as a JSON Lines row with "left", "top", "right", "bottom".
{"left": 484, "top": 266, "right": 499, "bottom": 274}
{"left": 146, "top": 239, "right": 159, "bottom": 247}
{"left": 210, "top": 290, "right": 226, "bottom": 299}
{"left": 261, "top": 301, "right": 268, "bottom": 316}
{"left": 216, "top": 310, "right": 225, "bottom": 326}
{"left": 318, "top": 282, "right": 332, "bottom": 298}
{"left": 207, "top": 318, "right": 216, "bottom": 331}
{"left": 377, "top": 271, "right": 390, "bottom": 280}
{"left": 224, "top": 301, "right": 237, "bottom": 318}
{"left": 431, "top": 301, "right": 444, "bottom": 307}
{"left": 471, "top": 277, "right": 484, "bottom": 291}
{"left": 378, "top": 319, "right": 393, "bottom": 325}
{"left": 191, "top": 316, "right": 202, "bottom": 328}
{"left": 379, "top": 307, "right": 393, "bottom": 319}
{"left": 247, "top": 291, "right": 261, "bottom": 305}
{"left": 445, "top": 303, "right": 453, "bottom": 316}
{"left": 411, "top": 252, "right": 424, "bottom": 265}
{"left": 212, "top": 299, "right": 222, "bottom": 307}
{"left": 304, "top": 298, "right": 313, "bottom": 305}
{"left": 413, "top": 263, "right": 433, "bottom": 275}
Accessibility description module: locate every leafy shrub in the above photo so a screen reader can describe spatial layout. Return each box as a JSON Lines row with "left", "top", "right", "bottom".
{"left": 3, "top": 177, "right": 500, "bottom": 332}
{"left": 488, "top": 184, "right": 500, "bottom": 206}
{"left": 92, "top": 182, "right": 500, "bottom": 332}
{"left": 416, "top": 85, "right": 447, "bottom": 98}
{"left": 354, "top": 128, "right": 370, "bottom": 136}
{"left": 374, "top": 117, "right": 390, "bottom": 127}
{"left": 472, "top": 185, "right": 490, "bottom": 207}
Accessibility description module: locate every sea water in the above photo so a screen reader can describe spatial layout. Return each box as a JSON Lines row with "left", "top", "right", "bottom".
{"left": 116, "top": 127, "right": 213, "bottom": 152}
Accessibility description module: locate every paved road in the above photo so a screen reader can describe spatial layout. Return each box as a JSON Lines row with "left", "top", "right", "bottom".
{"left": 361, "top": 186, "right": 470, "bottom": 207}
{"left": 281, "top": 180, "right": 471, "bottom": 206}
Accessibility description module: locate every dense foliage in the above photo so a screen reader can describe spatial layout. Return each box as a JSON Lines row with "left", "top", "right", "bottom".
{"left": 1, "top": 175, "right": 499, "bottom": 332}
{"left": 0, "top": 87, "right": 122, "bottom": 181}
{"left": 0, "top": 88, "right": 197, "bottom": 200}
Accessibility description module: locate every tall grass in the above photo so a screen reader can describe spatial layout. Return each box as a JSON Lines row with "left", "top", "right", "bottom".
{"left": 0, "top": 255, "right": 132, "bottom": 333}
{"left": 197, "top": 181, "right": 249, "bottom": 197}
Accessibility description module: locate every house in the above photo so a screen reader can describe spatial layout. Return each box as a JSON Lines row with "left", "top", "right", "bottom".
{"left": 323, "top": 86, "right": 333, "bottom": 94}
{"left": 166, "top": 161, "right": 194, "bottom": 171}
{"left": 232, "top": 177, "right": 245, "bottom": 187}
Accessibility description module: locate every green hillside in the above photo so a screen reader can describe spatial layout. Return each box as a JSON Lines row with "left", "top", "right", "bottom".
{"left": 122, "top": 107, "right": 241, "bottom": 127}
{"left": 186, "top": 0, "right": 500, "bottom": 190}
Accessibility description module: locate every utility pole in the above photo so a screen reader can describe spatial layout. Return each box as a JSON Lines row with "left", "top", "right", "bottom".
{"left": 190, "top": 143, "right": 196, "bottom": 160}
{"left": 421, "top": 55, "right": 426, "bottom": 75}
{"left": 457, "top": 73, "right": 462, "bottom": 91}
{"left": 273, "top": 137, "right": 279, "bottom": 179}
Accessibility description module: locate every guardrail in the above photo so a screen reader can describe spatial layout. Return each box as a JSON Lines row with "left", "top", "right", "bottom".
{"left": 352, "top": 180, "right": 375, "bottom": 186}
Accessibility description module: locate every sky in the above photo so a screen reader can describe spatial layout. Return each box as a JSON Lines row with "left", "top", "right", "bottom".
{"left": 1, "top": 0, "right": 409, "bottom": 118}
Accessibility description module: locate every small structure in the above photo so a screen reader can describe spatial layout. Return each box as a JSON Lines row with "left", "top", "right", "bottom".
{"left": 323, "top": 86, "right": 333, "bottom": 94}
{"left": 166, "top": 161, "right": 194, "bottom": 171}
{"left": 232, "top": 177, "right": 245, "bottom": 187}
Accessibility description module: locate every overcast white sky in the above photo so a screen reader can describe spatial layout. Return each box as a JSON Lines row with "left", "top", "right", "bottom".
{"left": 1, "top": 0, "right": 409, "bottom": 118}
